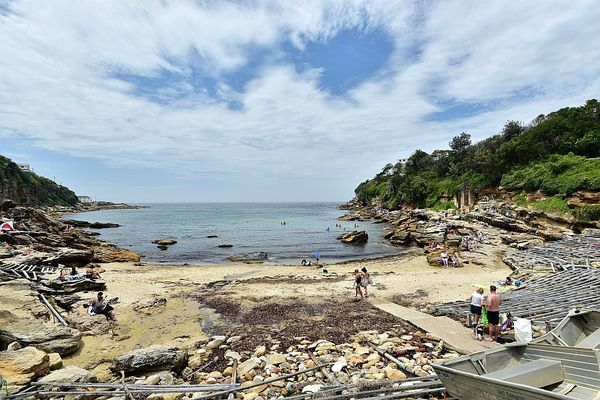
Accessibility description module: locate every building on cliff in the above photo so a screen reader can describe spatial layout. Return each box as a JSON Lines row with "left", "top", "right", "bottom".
{"left": 77, "top": 196, "right": 93, "bottom": 204}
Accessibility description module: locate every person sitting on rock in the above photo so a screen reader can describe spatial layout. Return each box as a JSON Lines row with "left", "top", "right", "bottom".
{"left": 450, "top": 253, "right": 461, "bottom": 267}
{"left": 438, "top": 251, "right": 449, "bottom": 267}
{"left": 85, "top": 265, "right": 101, "bottom": 280}
{"left": 90, "top": 292, "right": 116, "bottom": 321}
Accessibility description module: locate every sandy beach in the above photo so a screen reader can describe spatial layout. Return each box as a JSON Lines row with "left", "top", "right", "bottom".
{"left": 64, "top": 246, "right": 510, "bottom": 378}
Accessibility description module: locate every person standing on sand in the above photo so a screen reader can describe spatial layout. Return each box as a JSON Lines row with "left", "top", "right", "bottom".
{"left": 354, "top": 269, "right": 363, "bottom": 298}
{"left": 360, "top": 267, "right": 371, "bottom": 298}
{"left": 470, "top": 288, "right": 484, "bottom": 331}
{"left": 485, "top": 285, "right": 501, "bottom": 342}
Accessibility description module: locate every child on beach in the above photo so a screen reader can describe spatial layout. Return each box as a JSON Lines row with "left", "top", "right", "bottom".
{"left": 354, "top": 269, "right": 363, "bottom": 298}
{"left": 360, "top": 267, "right": 372, "bottom": 298}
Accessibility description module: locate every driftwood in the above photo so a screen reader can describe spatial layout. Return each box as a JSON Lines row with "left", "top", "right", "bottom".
{"left": 308, "top": 350, "right": 340, "bottom": 386}
{"left": 367, "top": 342, "right": 415, "bottom": 376}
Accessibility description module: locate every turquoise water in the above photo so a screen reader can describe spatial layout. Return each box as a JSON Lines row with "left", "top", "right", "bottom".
{"left": 64, "top": 203, "right": 403, "bottom": 264}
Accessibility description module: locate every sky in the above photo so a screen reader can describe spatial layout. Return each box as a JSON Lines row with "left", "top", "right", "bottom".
{"left": 1, "top": 0, "right": 600, "bottom": 203}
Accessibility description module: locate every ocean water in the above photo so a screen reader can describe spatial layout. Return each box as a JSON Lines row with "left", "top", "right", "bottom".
{"left": 63, "top": 203, "right": 404, "bottom": 264}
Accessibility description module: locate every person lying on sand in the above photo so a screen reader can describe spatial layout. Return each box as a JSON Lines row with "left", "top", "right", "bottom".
{"left": 85, "top": 265, "right": 102, "bottom": 280}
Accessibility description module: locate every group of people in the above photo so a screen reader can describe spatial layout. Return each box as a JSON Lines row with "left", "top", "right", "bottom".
{"left": 461, "top": 231, "right": 483, "bottom": 251}
{"left": 353, "top": 267, "right": 372, "bottom": 298}
{"left": 470, "top": 285, "right": 502, "bottom": 341}
{"left": 58, "top": 265, "right": 103, "bottom": 281}
{"left": 438, "top": 250, "right": 461, "bottom": 267}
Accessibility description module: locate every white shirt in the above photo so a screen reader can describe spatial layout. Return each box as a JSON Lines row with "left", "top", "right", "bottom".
{"left": 471, "top": 292, "right": 484, "bottom": 306}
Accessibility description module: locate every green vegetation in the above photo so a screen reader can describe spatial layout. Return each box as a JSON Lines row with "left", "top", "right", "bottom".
{"left": 501, "top": 154, "right": 600, "bottom": 194}
{"left": 0, "top": 155, "right": 78, "bottom": 206}
{"left": 527, "top": 196, "right": 572, "bottom": 214}
{"left": 355, "top": 99, "right": 600, "bottom": 209}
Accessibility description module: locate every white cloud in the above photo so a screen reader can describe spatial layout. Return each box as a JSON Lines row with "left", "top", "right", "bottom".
{"left": 0, "top": 0, "right": 599, "bottom": 200}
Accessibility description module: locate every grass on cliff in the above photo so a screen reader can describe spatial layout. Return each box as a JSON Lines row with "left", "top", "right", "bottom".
{"left": 501, "top": 154, "right": 600, "bottom": 195}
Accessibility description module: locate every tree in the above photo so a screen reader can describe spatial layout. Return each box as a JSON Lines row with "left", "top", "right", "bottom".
{"left": 502, "top": 120, "right": 525, "bottom": 140}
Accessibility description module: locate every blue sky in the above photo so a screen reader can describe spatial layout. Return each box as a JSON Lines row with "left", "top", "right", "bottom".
{"left": 1, "top": 1, "right": 600, "bottom": 202}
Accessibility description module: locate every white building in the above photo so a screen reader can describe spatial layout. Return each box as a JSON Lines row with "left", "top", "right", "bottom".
{"left": 17, "top": 163, "right": 31, "bottom": 172}
{"left": 78, "top": 196, "right": 93, "bottom": 204}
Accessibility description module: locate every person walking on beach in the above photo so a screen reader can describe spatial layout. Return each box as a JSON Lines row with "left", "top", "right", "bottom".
{"left": 470, "top": 288, "right": 485, "bottom": 331}
{"left": 360, "top": 267, "right": 372, "bottom": 298}
{"left": 354, "top": 269, "right": 363, "bottom": 298}
{"left": 485, "top": 285, "right": 501, "bottom": 342}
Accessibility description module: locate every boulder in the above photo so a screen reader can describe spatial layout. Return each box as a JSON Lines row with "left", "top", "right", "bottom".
{"left": 111, "top": 345, "right": 188, "bottom": 375}
{"left": 0, "top": 311, "right": 82, "bottom": 356}
{"left": 93, "top": 245, "right": 140, "bottom": 263}
{"left": 38, "top": 365, "right": 96, "bottom": 384}
{"left": 0, "top": 346, "right": 49, "bottom": 394}
{"left": 46, "top": 248, "right": 94, "bottom": 267}
{"left": 237, "top": 358, "right": 260, "bottom": 376}
{"left": 226, "top": 252, "right": 268, "bottom": 262}
{"left": 206, "top": 235, "right": 218, "bottom": 238}
{"left": 67, "top": 313, "right": 113, "bottom": 335}
{"left": 218, "top": 244, "right": 234, "bottom": 248}
{"left": 48, "top": 352, "right": 63, "bottom": 370}
{"left": 63, "top": 220, "right": 120, "bottom": 229}
{"left": 152, "top": 240, "right": 177, "bottom": 246}
{"left": 338, "top": 231, "right": 368, "bottom": 245}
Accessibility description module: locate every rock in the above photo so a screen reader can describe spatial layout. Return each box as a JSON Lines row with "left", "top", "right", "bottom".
{"left": 93, "top": 244, "right": 140, "bottom": 262}
{"left": 207, "top": 235, "right": 218, "bottom": 238}
{"left": 7, "top": 341, "right": 22, "bottom": 351}
{"left": 67, "top": 313, "right": 113, "bottom": 335}
{"left": 145, "top": 371, "right": 174, "bottom": 385}
{"left": 152, "top": 239, "right": 177, "bottom": 245}
{"left": 50, "top": 248, "right": 94, "bottom": 267}
{"left": 0, "top": 346, "right": 49, "bottom": 394}
{"left": 48, "top": 353, "right": 63, "bottom": 370}
{"left": 337, "top": 231, "right": 368, "bottom": 244}
{"left": 218, "top": 244, "right": 234, "bottom": 248}
{"left": 265, "top": 353, "right": 286, "bottom": 365}
{"left": 226, "top": 252, "right": 268, "bottom": 262}
{"left": 207, "top": 336, "right": 226, "bottom": 349}
{"left": 63, "top": 220, "right": 120, "bottom": 229}
{"left": 0, "top": 311, "right": 82, "bottom": 356}
{"left": 385, "top": 367, "right": 406, "bottom": 380}
{"left": 157, "top": 244, "right": 169, "bottom": 250}
{"left": 331, "top": 356, "right": 347, "bottom": 372}
{"left": 225, "top": 350, "right": 241, "bottom": 360}
{"left": 346, "top": 354, "right": 364, "bottom": 365}
{"left": 133, "top": 297, "right": 167, "bottom": 313}
{"left": 243, "top": 392, "right": 258, "bottom": 400}
{"left": 42, "top": 278, "right": 107, "bottom": 294}
{"left": 208, "top": 371, "right": 223, "bottom": 379}
{"left": 302, "top": 384, "right": 322, "bottom": 393}
{"left": 237, "top": 358, "right": 260, "bottom": 376}
{"left": 111, "top": 345, "right": 188, "bottom": 375}
{"left": 223, "top": 366, "right": 234, "bottom": 376}
{"left": 251, "top": 345, "right": 266, "bottom": 356}
{"left": 38, "top": 365, "right": 96, "bottom": 384}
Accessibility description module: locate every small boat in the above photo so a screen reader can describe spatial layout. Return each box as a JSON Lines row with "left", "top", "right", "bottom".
{"left": 434, "top": 342, "right": 600, "bottom": 399}
{"left": 533, "top": 309, "right": 600, "bottom": 348}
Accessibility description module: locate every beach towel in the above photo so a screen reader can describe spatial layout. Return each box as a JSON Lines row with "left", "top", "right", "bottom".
{"left": 481, "top": 307, "right": 488, "bottom": 327}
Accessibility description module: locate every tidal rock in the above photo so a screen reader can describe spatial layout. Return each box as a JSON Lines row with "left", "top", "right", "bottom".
{"left": 152, "top": 239, "right": 177, "bottom": 245}
{"left": 93, "top": 245, "right": 141, "bottom": 262}
{"left": 0, "top": 311, "right": 82, "bottom": 356}
{"left": 133, "top": 297, "right": 167, "bottom": 313}
{"left": 0, "top": 346, "right": 49, "bottom": 394}
{"left": 67, "top": 313, "right": 113, "bottom": 335}
{"left": 63, "top": 220, "right": 120, "bottom": 229}
{"left": 111, "top": 345, "right": 188, "bottom": 375}
{"left": 41, "top": 279, "right": 107, "bottom": 294}
{"left": 337, "top": 231, "right": 368, "bottom": 245}
{"left": 48, "top": 248, "right": 94, "bottom": 267}
{"left": 226, "top": 252, "right": 268, "bottom": 262}
{"left": 218, "top": 244, "right": 233, "bottom": 248}
{"left": 207, "top": 235, "right": 218, "bottom": 238}
{"left": 157, "top": 245, "right": 169, "bottom": 250}
{"left": 38, "top": 365, "right": 96, "bottom": 384}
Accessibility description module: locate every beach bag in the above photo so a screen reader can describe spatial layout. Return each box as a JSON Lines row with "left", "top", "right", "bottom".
{"left": 481, "top": 307, "right": 488, "bottom": 328}
{"left": 514, "top": 318, "right": 532, "bottom": 342}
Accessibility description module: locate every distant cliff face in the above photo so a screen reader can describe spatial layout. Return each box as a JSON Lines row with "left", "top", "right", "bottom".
{"left": 0, "top": 155, "right": 78, "bottom": 206}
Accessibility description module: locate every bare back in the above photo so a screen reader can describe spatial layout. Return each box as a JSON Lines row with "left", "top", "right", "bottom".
{"left": 487, "top": 292, "right": 501, "bottom": 311}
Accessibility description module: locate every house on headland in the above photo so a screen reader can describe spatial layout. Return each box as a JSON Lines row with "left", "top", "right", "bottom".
{"left": 17, "top": 163, "right": 31, "bottom": 172}
{"left": 77, "top": 196, "right": 93, "bottom": 204}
